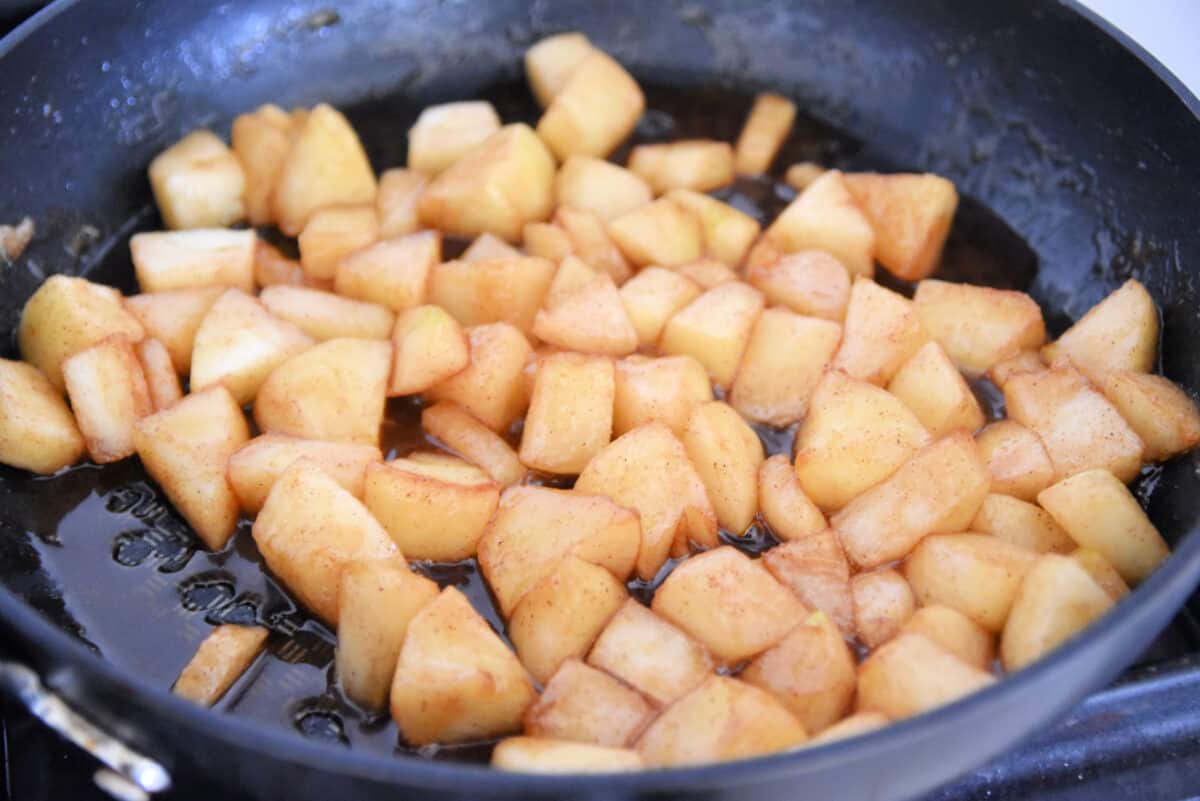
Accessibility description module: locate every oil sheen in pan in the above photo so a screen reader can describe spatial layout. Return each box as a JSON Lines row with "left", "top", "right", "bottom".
{"left": 1, "top": 77, "right": 1048, "bottom": 763}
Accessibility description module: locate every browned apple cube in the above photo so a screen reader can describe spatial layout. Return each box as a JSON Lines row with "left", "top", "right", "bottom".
{"left": 807, "top": 712, "right": 888, "bottom": 745}
{"left": 0, "top": 358, "right": 85, "bottom": 473}
{"left": 1070, "top": 549, "right": 1130, "bottom": 601}
{"left": 767, "top": 170, "right": 875, "bottom": 277}
{"left": 492, "top": 738, "right": 643, "bottom": 773}
{"left": 149, "top": 129, "right": 245, "bottom": 230}
{"left": 525, "top": 32, "right": 596, "bottom": 107}
{"left": 555, "top": 155, "right": 652, "bottom": 221}
{"left": 231, "top": 104, "right": 293, "bottom": 226}
{"left": 124, "top": 286, "right": 223, "bottom": 375}
{"left": 522, "top": 221, "right": 574, "bottom": 263}
{"left": 130, "top": 229, "right": 256, "bottom": 294}
{"left": 462, "top": 232, "right": 522, "bottom": 262}
{"left": 971, "top": 493, "right": 1075, "bottom": 554}
{"left": 617, "top": 267, "right": 702, "bottom": 348}
{"left": 63, "top": 337, "right": 153, "bottom": 463}
{"left": 762, "top": 531, "right": 854, "bottom": 636}
{"left": 681, "top": 401, "right": 764, "bottom": 533}
{"left": 843, "top": 172, "right": 958, "bottom": 281}
{"left": 857, "top": 632, "right": 994, "bottom": 719}
{"left": 672, "top": 259, "right": 737, "bottom": 290}
{"left": 613, "top": 355, "right": 712, "bottom": 437}
{"left": 902, "top": 605, "right": 995, "bottom": 670}
{"left": 421, "top": 401, "right": 524, "bottom": 486}
{"left": 851, "top": 569, "right": 915, "bottom": 648}
{"left": 173, "top": 625, "right": 268, "bottom": 705}
{"left": 608, "top": 198, "right": 703, "bottom": 268}
{"left": 427, "top": 323, "right": 532, "bottom": 432}
{"left": 260, "top": 285, "right": 394, "bottom": 342}
{"left": 537, "top": 50, "right": 645, "bottom": 160}
{"left": 745, "top": 247, "right": 852, "bottom": 322}
{"left": 974, "top": 420, "right": 1056, "bottom": 502}
{"left": 734, "top": 93, "right": 797, "bottom": 175}
{"left": 757, "top": 456, "right": 828, "bottom": 543}
{"left": 904, "top": 533, "right": 1039, "bottom": 631}
{"left": 533, "top": 274, "right": 638, "bottom": 356}
{"left": 1042, "top": 279, "right": 1158, "bottom": 384}
{"left": 524, "top": 658, "right": 654, "bottom": 747}
{"left": 133, "top": 339, "right": 179, "bottom": 412}
{"left": 297, "top": 204, "right": 378, "bottom": 282}
{"left": 407, "top": 100, "right": 501, "bottom": 174}
{"left": 914, "top": 280, "right": 1046, "bottom": 376}
{"left": 833, "top": 277, "right": 929, "bottom": 385}
{"left": 227, "top": 433, "right": 381, "bottom": 515}
{"left": 988, "top": 349, "right": 1047, "bottom": 388}
{"left": 519, "top": 353, "right": 615, "bottom": 475}
{"left": 628, "top": 140, "right": 735, "bottom": 194}
{"left": 554, "top": 206, "right": 633, "bottom": 283}
{"left": 428, "top": 256, "right": 556, "bottom": 336}
{"left": 387, "top": 305, "right": 469, "bottom": 396}
{"left": 659, "top": 281, "right": 764, "bottom": 387}
{"left": 376, "top": 168, "right": 429, "bottom": 239}
{"left": 887, "top": 341, "right": 985, "bottom": 437}
{"left": 1102, "top": 370, "right": 1200, "bottom": 461}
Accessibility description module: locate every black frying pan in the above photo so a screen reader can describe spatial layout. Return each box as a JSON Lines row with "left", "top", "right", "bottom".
{"left": 3, "top": 1, "right": 1200, "bottom": 800}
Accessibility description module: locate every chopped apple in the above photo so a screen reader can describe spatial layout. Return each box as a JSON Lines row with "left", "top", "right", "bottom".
{"left": 762, "top": 532, "right": 854, "bottom": 637}
{"left": 533, "top": 273, "right": 637, "bottom": 356}
{"left": 613, "top": 355, "right": 711, "bottom": 437}
{"left": 1102, "top": 371, "right": 1200, "bottom": 461}
{"left": 253, "top": 240, "right": 304, "bottom": 288}
{"left": 767, "top": 170, "right": 875, "bottom": 277}
{"left": 555, "top": 155, "right": 652, "bottom": 221}
{"left": 260, "top": 285, "right": 394, "bottom": 342}
{"left": 492, "top": 737, "right": 643, "bottom": 773}
{"left": 554, "top": 206, "right": 632, "bottom": 283}
{"left": 376, "top": 168, "right": 430, "bottom": 239}
{"left": 832, "top": 277, "right": 928, "bottom": 385}
{"left": 902, "top": 605, "right": 994, "bottom": 670}
{"left": 407, "top": 100, "right": 501, "bottom": 174}
{"left": 172, "top": 625, "right": 268, "bottom": 706}
{"left": 659, "top": 281, "right": 764, "bottom": 387}
{"left": 989, "top": 349, "right": 1047, "bottom": 388}
{"left": 857, "top": 632, "right": 994, "bottom": 719}
{"left": 617, "top": 267, "right": 702, "bottom": 348}
{"left": 149, "top": 129, "right": 245, "bottom": 230}
{"left": 334, "top": 230, "right": 440, "bottom": 313}
{"left": 887, "top": 341, "right": 985, "bottom": 437}
{"left": 537, "top": 50, "right": 645, "bottom": 160}
{"left": 231, "top": 104, "right": 293, "bottom": 226}
{"left": 385, "top": 305, "right": 469, "bottom": 396}
{"left": 427, "top": 256, "right": 556, "bottom": 336}
{"left": 297, "top": 204, "right": 379, "bottom": 282}
{"left": 522, "top": 221, "right": 574, "bottom": 263}
{"left": 971, "top": 493, "right": 1075, "bottom": 554}
{"left": 974, "top": 420, "right": 1056, "bottom": 502}
{"left": 427, "top": 323, "right": 532, "bottom": 432}
{"left": 421, "top": 401, "right": 524, "bottom": 486}
{"left": 843, "top": 172, "right": 958, "bottom": 281}
{"left": 734, "top": 93, "right": 797, "bottom": 175}
{"left": 462, "top": 232, "right": 522, "bottom": 262}
{"left": 1042, "top": 279, "right": 1158, "bottom": 384}
{"left": 628, "top": 140, "right": 735, "bottom": 194}
{"left": 784, "top": 162, "right": 826, "bottom": 191}
{"left": 1071, "top": 549, "right": 1131, "bottom": 601}
{"left": 63, "top": 337, "right": 153, "bottom": 463}
{"left": 227, "top": 433, "right": 381, "bottom": 515}
{"left": 519, "top": 353, "right": 615, "bottom": 475}
{"left": 129, "top": 229, "right": 256, "bottom": 294}
{"left": 607, "top": 198, "right": 703, "bottom": 268}
{"left": 850, "top": 569, "right": 915, "bottom": 648}
{"left": 525, "top": 32, "right": 596, "bottom": 107}
{"left": 525, "top": 658, "right": 654, "bottom": 747}
{"left": 745, "top": 247, "right": 852, "bottom": 322}
{"left": 681, "top": 401, "right": 764, "bottom": 533}
{"left": 807, "top": 712, "right": 889, "bottom": 745}
{"left": 913, "top": 280, "right": 1046, "bottom": 376}
{"left": 0, "top": 358, "right": 85, "bottom": 473}
{"left": 673, "top": 259, "right": 737, "bottom": 290}
{"left": 123, "top": 286, "right": 223, "bottom": 375}
{"left": 757, "top": 456, "right": 828, "bottom": 543}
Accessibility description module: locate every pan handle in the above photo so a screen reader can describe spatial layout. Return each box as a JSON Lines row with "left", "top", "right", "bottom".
{"left": 0, "top": 660, "right": 172, "bottom": 799}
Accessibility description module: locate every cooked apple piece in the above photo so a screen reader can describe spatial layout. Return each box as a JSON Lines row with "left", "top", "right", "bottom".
{"left": 784, "top": 162, "right": 826, "bottom": 191}
{"left": 761, "top": 532, "right": 854, "bottom": 637}
{"left": 913, "top": 280, "right": 1046, "bottom": 376}
{"left": 628, "top": 140, "right": 735, "bottom": 194}
{"left": 904, "top": 533, "right": 1038, "bottom": 631}
{"left": 608, "top": 198, "right": 703, "bottom": 268}
{"left": 902, "top": 605, "right": 994, "bottom": 670}
{"left": 843, "top": 172, "right": 957, "bottom": 281}
{"left": 1042, "top": 279, "right": 1158, "bottom": 384}
{"left": 617, "top": 267, "right": 702, "bottom": 348}
{"left": 636, "top": 676, "right": 807, "bottom": 767}
{"left": 227, "top": 433, "right": 380, "bottom": 515}
{"left": 533, "top": 275, "right": 638, "bottom": 356}
{"left": 588, "top": 599, "right": 713, "bottom": 707}
{"left": 857, "top": 632, "right": 994, "bottom": 719}
{"left": 525, "top": 32, "right": 595, "bottom": 107}
{"left": 135, "top": 329, "right": 186, "bottom": 405}
{"left": 130, "top": 229, "right": 256, "bottom": 294}
{"left": 376, "top": 168, "right": 430, "bottom": 239}
{"left": 543, "top": 255, "right": 599, "bottom": 307}
{"left": 576, "top": 423, "right": 717, "bottom": 580}
{"left": 149, "top": 129, "right": 245, "bottom": 230}
{"left": 659, "top": 281, "right": 764, "bottom": 387}
{"left": 851, "top": 569, "right": 915, "bottom": 648}
{"left": 612, "top": 355, "right": 711, "bottom": 437}
{"left": 734, "top": 93, "right": 796, "bottom": 174}
{"left": 537, "top": 50, "right": 645, "bottom": 160}
{"left": 509, "top": 555, "right": 627, "bottom": 683}
{"left": 273, "top": 103, "right": 377, "bottom": 235}
{"left": 745, "top": 247, "right": 852, "bottom": 322}
{"left": 681, "top": 401, "right": 764, "bottom": 533}
{"left": 741, "top": 610, "right": 855, "bottom": 734}
{"left": 0, "top": 359, "right": 85, "bottom": 473}
{"left": 336, "top": 557, "right": 439, "bottom": 709}
{"left": 833, "top": 277, "right": 928, "bottom": 385}
{"left": 519, "top": 353, "right": 615, "bottom": 475}
{"left": 63, "top": 337, "right": 153, "bottom": 463}
{"left": 757, "top": 456, "right": 827, "bottom": 542}
{"left": 888, "top": 341, "right": 985, "bottom": 437}
{"left": 173, "top": 625, "right": 268, "bottom": 705}
{"left": 767, "top": 170, "right": 875, "bottom": 277}
{"left": 1001, "top": 553, "right": 1115, "bottom": 670}
{"left": 296, "top": 204, "right": 379, "bottom": 282}
{"left": 555, "top": 155, "right": 652, "bottom": 221}
{"left": 1038, "top": 468, "right": 1168, "bottom": 584}
{"left": 1004, "top": 366, "right": 1144, "bottom": 482}
{"left": 493, "top": 737, "right": 643, "bottom": 774}
{"left": 407, "top": 100, "right": 501, "bottom": 174}
{"left": 428, "top": 256, "right": 556, "bottom": 336}
{"left": 231, "top": 104, "right": 293, "bottom": 226}
{"left": 124, "top": 286, "right": 223, "bottom": 375}
{"left": 254, "top": 338, "right": 390, "bottom": 446}
{"left": 335, "top": 230, "right": 439, "bottom": 313}
{"left": 478, "top": 486, "right": 640, "bottom": 616}
{"left": 1070, "top": 548, "right": 1131, "bottom": 601}
{"left": 652, "top": 547, "right": 806, "bottom": 664}
{"left": 525, "top": 658, "right": 654, "bottom": 747}
{"left": 673, "top": 258, "right": 737, "bottom": 289}
{"left": 364, "top": 456, "right": 499, "bottom": 562}
{"left": 253, "top": 240, "right": 304, "bottom": 288}
{"left": 419, "top": 123, "right": 555, "bottom": 242}
{"left": 253, "top": 459, "right": 398, "bottom": 622}
{"left": 421, "top": 402, "right": 524, "bottom": 486}
{"left": 794, "top": 370, "right": 931, "bottom": 511}
{"left": 988, "top": 349, "right": 1047, "bottom": 388}
{"left": 554, "top": 206, "right": 633, "bottom": 283}
{"left": 522, "top": 221, "right": 574, "bottom": 263}
{"left": 427, "top": 323, "right": 532, "bottom": 432}
{"left": 833, "top": 432, "right": 990, "bottom": 569}
{"left": 730, "top": 308, "right": 842, "bottom": 427}
{"left": 1102, "top": 371, "right": 1200, "bottom": 461}
{"left": 134, "top": 386, "right": 250, "bottom": 549}
{"left": 971, "top": 493, "right": 1075, "bottom": 554}
{"left": 808, "top": 712, "right": 889, "bottom": 745}
{"left": 462, "top": 232, "right": 522, "bottom": 262}
{"left": 974, "top": 420, "right": 1056, "bottom": 502}
{"left": 189, "top": 289, "right": 313, "bottom": 405}
{"left": 391, "top": 586, "right": 536, "bottom": 745}
{"left": 382, "top": 305, "right": 468, "bottom": 396}
{"left": 18, "top": 275, "right": 146, "bottom": 392}
{"left": 259, "top": 286, "right": 394, "bottom": 342}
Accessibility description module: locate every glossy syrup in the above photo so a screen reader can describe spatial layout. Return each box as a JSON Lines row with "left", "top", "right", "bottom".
{"left": 3, "top": 79, "right": 1048, "bottom": 763}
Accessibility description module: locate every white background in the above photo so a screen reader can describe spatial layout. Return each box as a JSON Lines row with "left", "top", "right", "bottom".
{"left": 1081, "top": 0, "right": 1200, "bottom": 96}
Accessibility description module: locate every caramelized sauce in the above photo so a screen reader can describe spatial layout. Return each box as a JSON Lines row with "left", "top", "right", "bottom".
{"left": 2, "top": 78, "right": 1053, "bottom": 763}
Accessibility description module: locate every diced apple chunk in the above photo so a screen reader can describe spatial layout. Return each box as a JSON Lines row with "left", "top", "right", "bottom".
{"left": 734, "top": 93, "right": 796, "bottom": 175}
{"left": 533, "top": 274, "right": 638, "bottom": 356}
{"left": 427, "top": 256, "right": 556, "bottom": 336}
{"left": 659, "top": 281, "right": 764, "bottom": 387}
{"left": 904, "top": 533, "right": 1038, "bottom": 631}
{"left": 857, "top": 632, "right": 994, "bottom": 719}
{"left": 0, "top": 358, "right": 85, "bottom": 473}
{"left": 335, "top": 231, "right": 439, "bottom": 313}
{"left": 757, "top": 456, "right": 828, "bottom": 543}
{"left": 130, "top": 229, "right": 256, "bottom": 294}
{"left": 173, "top": 625, "right": 268, "bottom": 705}
{"left": 376, "top": 168, "right": 429, "bottom": 239}
{"left": 851, "top": 569, "right": 915, "bottom": 648}
{"left": 832, "top": 277, "right": 928, "bottom": 386}
{"left": 537, "top": 51, "right": 645, "bottom": 160}
{"left": 421, "top": 402, "right": 524, "bottom": 486}
{"left": 523, "top": 222, "right": 573, "bottom": 263}
{"left": 391, "top": 587, "right": 536, "bottom": 745}
{"left": 254, "top": 338, "right": 390, "bottom": 446}
{"left": 462, "top": 232, "right": 522, "bottom": 262}
{"left": 745, "top": 247, "right": 852, "bottom": 322}
{"left": 525, "top": 32, "right": 596, "bottom": 107}
{"left": 971, "top": 493, "right": 1075, "bottom": 554}
{"left": 617, "top": 267, "right": 702, "bottom": 348}
{"left": 493, "top": 738, "right": 643, "bottom": 773}
{"left": 553, "top": 206, "right": 633, "bottom": 283}
{"left": 767, "top": 170, "right": 875, "bottom": 277}
{"left": 808, "top": 712, "right": 889, "bottom": 745}
{"left": 730, "top": 308, "right": 842, "bottom": 427}
{"left": 519, "top": 353, "right": 614, "bottom": 475}
{"left": 124, "top": 286, "right": 223, "bottom": 375}
{"left": 134, "top": 386, "right": 250, "bottom": 550}
{"left": 843, "top": 172, "right": 958, "bottom": 281}
{"left": 887, "top": 341, "right": 985, "bottom": 437}
{"left": 989, "top": 349, "right": 1047, "bottom": 388}
{"left": 613, "top": 355, "right": 711, "bottom": 437}
{"left": 63, "top": 337, "right": 153, "bottom": 463}
{"left": 762, "top": 532, "right": 854, "bottom": 637}
{"left": 407, "top": 100, "right": 501, "bottom": 174}
{"left": 427, "top": 323, "right": 532, "bottom": 432}
{"left": 273, "top": 103, "right": 377, "bottom": 235}
{"left": 364, "top": 456, "right": 500, "bottom": 561}
{"left": 231, "top": 104, "right": 294, "bottom": 226}
{"left": 681, "top": 401, "right": 764, "bottom": 533}
{"left": 149, "top": 129, "right": 245, "bottom": 230}
{"left": 1071, "top": 549, "right": 1130, "bottom": 601}
{"left": 628, "top": 141, "right": 734, "bottom": 194}
{"left": 1038, "top": 469, "right": 1169, "bottom": 584}
{"left": 1042, "top": 279, "right": 1158, "bottom": 384}
{"left": 673, "top": 258, "right": 737, "bottom": 290}
{"left": 525, "top": 658, "right": 655, "bottom": 747}
{"left": 555, "top": 155, "right": 652, "bottom": 221}
{"left": 587, "top": 599, "right": 713, "bottom": 707}
{"left": 19, "top": 274, "right": 146, "bottom": 391}
{"left": 608, "top": 198, "right": 703, "bottom": 268}
{"left": 974, "top": 420, "right": 1056, "bottom": 502}
{"left": 260, "top": 285, "right": 394, "bottom": 342}
{"left": 902, "top": 605, "right": 995, "bottom": 670}
{"left": 418, "top": 123, "right": 555, "bottom": 242}
{"left": 914, "top": 280, "right": 1046, "bottom": 376}
{"left": 297, "top": 204, "right": 379, "bottom": 282}
{"left": 227, "top": 433, "right": 381, "bottom": 515}
{"left": 576, "top": 423, "right": 717, "bottom": 580}
{"left": 544, "top": 255, "right": 599, "bottom": 308}
{"left": 387, "top": 305, "right": 468, "bottom": 396}
{"left": 1102, "top": 371, "right": 1200, "bottom": 461}
{"left": 135, "top": 338, "right": 182, "bottom": 411}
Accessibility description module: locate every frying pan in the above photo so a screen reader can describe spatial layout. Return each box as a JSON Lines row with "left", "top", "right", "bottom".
{"left": 2, "top": 1, "right": 1200, "bottom": 799}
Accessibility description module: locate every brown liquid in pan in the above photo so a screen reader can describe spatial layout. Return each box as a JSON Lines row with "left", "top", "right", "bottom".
{"left": 1, "top": 79, "right": 1057, "bottom": 762}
